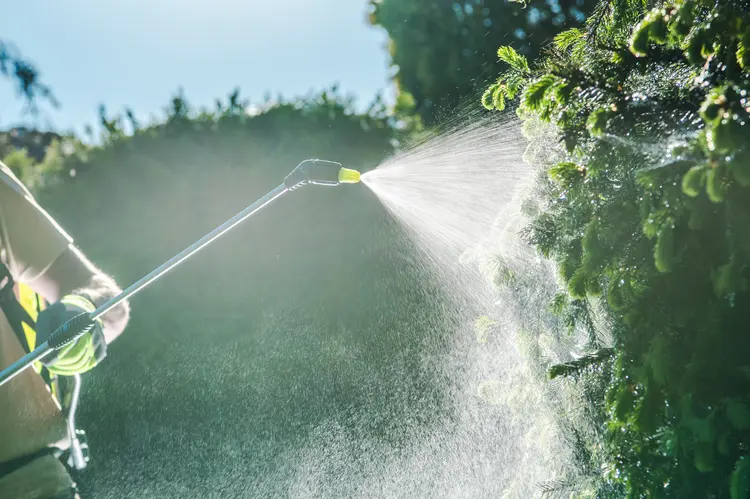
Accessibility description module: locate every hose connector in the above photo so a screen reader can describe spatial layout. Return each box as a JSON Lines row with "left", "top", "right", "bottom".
{"left": 284, "top": 159, "right": 361, "bottom": 191}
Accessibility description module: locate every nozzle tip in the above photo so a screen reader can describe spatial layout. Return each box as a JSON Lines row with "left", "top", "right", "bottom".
{"left": 338, "top": 167, "right": 361, "bottom": 184}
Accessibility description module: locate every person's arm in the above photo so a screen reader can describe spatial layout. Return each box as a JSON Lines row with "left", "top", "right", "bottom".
{"left": 0, "top": 160, "right": 130, "bottom": 375}
{"left": 30, "top": 244, "right": 130, "bottom": 345}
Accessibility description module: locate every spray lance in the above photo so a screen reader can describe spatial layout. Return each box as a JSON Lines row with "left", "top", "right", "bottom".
{"left": 0, "top": 159, "right": 361, "bottom": 388}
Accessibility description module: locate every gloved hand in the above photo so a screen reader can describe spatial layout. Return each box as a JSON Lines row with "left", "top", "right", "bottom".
{"left": 34, "top": 294, "right": 107, "bottom": 376}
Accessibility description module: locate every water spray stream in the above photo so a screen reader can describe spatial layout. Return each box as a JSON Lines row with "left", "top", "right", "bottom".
{"left": 362, "top": 116, "right": 528, "bottom": 308}
{"left": 269, "top": 113, "right": 597, "bottom": 497}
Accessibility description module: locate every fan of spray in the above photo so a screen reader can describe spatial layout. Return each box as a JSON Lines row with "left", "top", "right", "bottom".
{"left": 268, "top": 111, "right": 596, "bottom": 498}
{"left": 361, "top": 113, "right": 530, "bottom": 309}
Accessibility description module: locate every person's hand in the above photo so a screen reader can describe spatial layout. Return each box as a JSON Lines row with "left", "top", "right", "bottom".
{"left": 34, "top": 295, "right": 107, "bottom": 376}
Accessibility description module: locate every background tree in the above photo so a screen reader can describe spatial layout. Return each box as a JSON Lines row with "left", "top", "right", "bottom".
{"left": 369, "top": 0, "right": 592, "bottom": 124}
{"left": 0, "top": 38, "right": 57, "bottom": 120}
{"left": 0, "top": 37, "right": 63, "bottom": 172}
{"left": 484, "top": 0, "right": 750, "bottom": 495}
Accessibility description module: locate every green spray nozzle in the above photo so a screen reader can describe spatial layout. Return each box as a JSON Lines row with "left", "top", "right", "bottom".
{"left": 338, "top": 167, "right": 361, "bottom": 184}
{"left": 284, "top": 159, "right": 360, "bottom": 190}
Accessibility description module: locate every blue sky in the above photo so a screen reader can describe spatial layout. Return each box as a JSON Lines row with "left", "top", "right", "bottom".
{"left": 0, "top": 0, "right": 394, "bottom": 135}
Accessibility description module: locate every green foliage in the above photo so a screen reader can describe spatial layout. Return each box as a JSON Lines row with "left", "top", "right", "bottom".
{"left": 653, "top": 222, "right": 675, "bottom": 273}
{"left": 682, "top": 165, "right": 706, "bottom": 197}
{"left": 497, "top": 46, "right": 529, "bottom": 73}
{"left": 554, "top": 28, "right": 586, "bottom": 53}
{"left": 369, "top": 0, "right": 594, "bottom": 124}
{"left": 486, "top": 0, "right": 750, "bottom": 495}
{"left": 523, "top": 75, "right": 559, "bottom": 112}
{"left": 732, "top": 456, "right": 750, "bottom": 499}
{"left": 2, "top": 136, "right": 80, "bottom": 191}
{"left": 550, "top": 161, "right": 585, "bottom": 187}
{"left": 18, "top": 86, "right": 398, "bottom": 192}
{"left": 2, "top": 148, "right": 36, "bottom": 185}
{"left": 548, "top": 348, "right": 615, "bottom": 379}
{"left": 585, "top": 108, "right": 613, "bottom": 137}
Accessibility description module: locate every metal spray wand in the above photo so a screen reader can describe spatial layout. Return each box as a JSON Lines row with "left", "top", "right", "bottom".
{"left": 0, "top": 160, "right": 361, "bottom": 387}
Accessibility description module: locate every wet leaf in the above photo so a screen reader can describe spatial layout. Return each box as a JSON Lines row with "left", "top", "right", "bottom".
{"left": 727, "top": 399, "right": 750, "bottom": 431}
{"left": 654, "top": 223, "right": 675, "bottom": 273}
{"left": 732, "top": 456, "right": 750, "bottom": 499}
{"left": 682, "top": 165, "right": 707, "bottom": 197}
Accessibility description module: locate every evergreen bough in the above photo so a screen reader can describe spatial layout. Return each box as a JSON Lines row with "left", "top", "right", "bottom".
{"left": 486, "top": 0, "right": 750, "bottom": 496}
